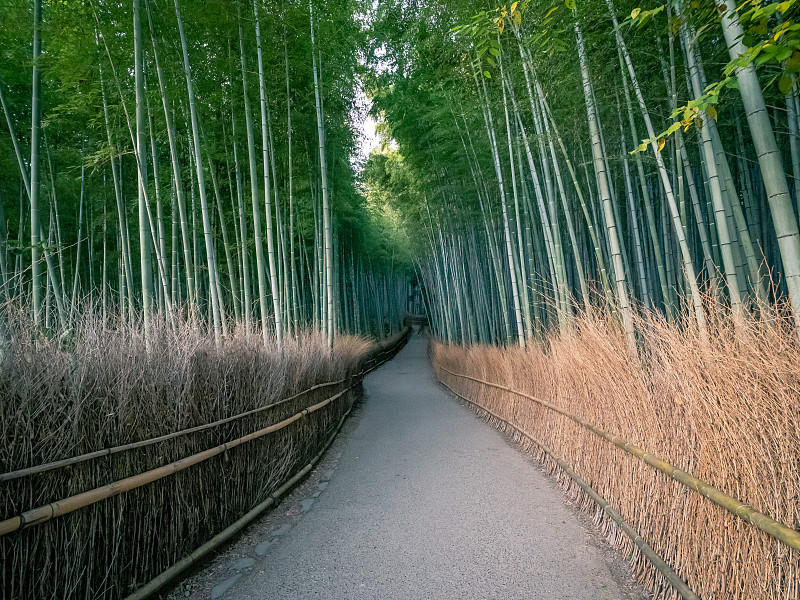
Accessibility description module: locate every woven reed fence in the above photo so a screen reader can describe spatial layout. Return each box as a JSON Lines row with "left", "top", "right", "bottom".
{"left": 0, "top": 327, "right": 408, "bottom": 600}
{"left": 432, "top": 318, "right": 800, "bottom": 600}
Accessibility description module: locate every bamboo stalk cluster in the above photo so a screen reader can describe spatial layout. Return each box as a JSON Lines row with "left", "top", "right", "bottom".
{"left": 0, "top": 0, "right": 411, "bottom": 347}
{"left": 369, "top": 0, "right": 800, "bottom": 347}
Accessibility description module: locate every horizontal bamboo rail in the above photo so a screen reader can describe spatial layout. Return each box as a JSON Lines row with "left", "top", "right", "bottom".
{"left": 437, "top": 366, "right": 800, "bottom": 553}
{"left": 122, "top": 334, "right": 408, "bottom": 600}
{"left": 124, "top": 368, "right": 365, "bottom": 600}
{"left": 0, "top": 335, "right": 403, "bottom": 482}
{"left": 0, "top": 380, "right": 346, "bottom": 482}
{"left": 0, "top": 330, "right": 409, "bottom": 537}
{"left": 439, "top": 378, "right": 699, "bottom": 600}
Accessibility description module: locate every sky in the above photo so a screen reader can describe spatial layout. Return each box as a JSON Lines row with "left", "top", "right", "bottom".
{"left": 358, "top": 112, "right": 381, "bottom": 161}
{"left": 352, "top": 69, "right": 383, "bottom": 167}
{"left": 354, "top": 2, "right": 392, "bottom": 166}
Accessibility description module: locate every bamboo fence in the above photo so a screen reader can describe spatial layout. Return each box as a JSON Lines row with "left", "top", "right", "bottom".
{"left": 0, "top": 329, "right": 409, "bottom": 600}
{"left": 437, "top": 366, "right": 800, "bottom": 552}
{"left": 439, "top": 376, "right": 699, "bottom": 600}
{"left": 433, "top": 336, "right": 800, "bottom": 600}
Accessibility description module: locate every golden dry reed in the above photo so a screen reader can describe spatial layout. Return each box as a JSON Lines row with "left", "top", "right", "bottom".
{"left": 433, "top": 307, "right": 800, "bottom": 600}
{"left": 0, "top": 306, "right": 396, "bottom": 600}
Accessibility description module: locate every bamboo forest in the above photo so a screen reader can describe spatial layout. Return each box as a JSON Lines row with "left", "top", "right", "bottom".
{"left": 1, "top": 0, "right": 799, "bottom": 599}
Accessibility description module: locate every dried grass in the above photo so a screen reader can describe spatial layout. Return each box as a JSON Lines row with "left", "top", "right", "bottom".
{"left": 433, "top": 307, "right": 800, "bottom": 600}
{"left": 0, "top": 305, "right": 384, "bottom": 600}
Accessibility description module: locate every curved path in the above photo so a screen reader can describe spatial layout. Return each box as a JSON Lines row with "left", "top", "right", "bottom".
{"left": 208, "top": 334, "right": 642, "bottom": 599}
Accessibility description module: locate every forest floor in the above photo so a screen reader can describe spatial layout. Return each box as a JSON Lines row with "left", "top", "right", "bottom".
{"left": 166, "top": 334, "right": 648, "bottom": 600}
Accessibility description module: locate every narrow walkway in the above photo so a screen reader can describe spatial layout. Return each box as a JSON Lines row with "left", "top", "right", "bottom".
{"left": 227, "top": 334, "right": 639, "bottom": 599}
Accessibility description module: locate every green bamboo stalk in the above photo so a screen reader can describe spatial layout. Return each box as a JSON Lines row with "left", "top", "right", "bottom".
{"left": 720, "top": 0, "right": 800, "bottom": 336}
{"left": 575, "top": 19, "right": 636, "bottom": 353}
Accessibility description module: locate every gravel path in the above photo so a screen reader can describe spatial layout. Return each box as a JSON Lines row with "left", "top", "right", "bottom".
{"left": 203, "top": 334, "right": 644, "bottom": 600}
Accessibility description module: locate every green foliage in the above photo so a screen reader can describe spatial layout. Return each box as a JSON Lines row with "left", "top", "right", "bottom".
{"left": 359, "top": 148, "right": 416, "bottom": 269}
{"left": 631, "top": 0, "right": 799, "bottom": 153}
{"left": 626, "top": 5, "right": 665, "bottom": 29}
{"left": 0, "top": 0, "right": 405, "bottom": 335}
{"left": 451, "top": 0, "right": 571, "bottom": 78}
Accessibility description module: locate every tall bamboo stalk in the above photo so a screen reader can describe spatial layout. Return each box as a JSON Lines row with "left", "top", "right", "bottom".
{"left": 720, "top": 0, "right": 800, "bottom": 338}
{"left": 575, "top": 19, "right": 636, "bottom": 354}
{"left": 310, "top": 0, "right": 334, "bottom": 349}
{"left": 30, "top": 0, "right": 43, "bottom": 328}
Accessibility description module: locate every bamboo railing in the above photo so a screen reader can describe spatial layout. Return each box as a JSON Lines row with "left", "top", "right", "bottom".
{"left": 0, "top": 379, "right": 347, "bottom": 482}
{"left": 121, "top": 332, "right": 410, "bottom": 600}
{"left": 0, "top": 329, "right": 409, "bottom": 537}
{"left": 438, "top": 377, "right": 699, "bottom": 600}
{"left": 436, "top": 365, "right": 800, "bottom": 554}
{"left": 123, "top": 393, "right": 356, "bottom": 600}
{"left": 1, "top": 338, "right": 405, "bottom": 482}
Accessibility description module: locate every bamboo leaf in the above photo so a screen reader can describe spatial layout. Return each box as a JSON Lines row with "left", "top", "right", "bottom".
{"left": 775, "top": 45, "right": 793, "bottom": 62}
{"left": 779, "top": 73, "right": 794, "bottom": 95}
{"left": 787, "top": 51, "right": 800, "bottom": 73}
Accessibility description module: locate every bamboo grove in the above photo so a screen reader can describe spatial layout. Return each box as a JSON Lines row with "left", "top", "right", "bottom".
{"left": 0, "top": 0, "right": 412, "bottom": 348}
{"left": 364, "top": 0, "right": 800, "bottom": 348}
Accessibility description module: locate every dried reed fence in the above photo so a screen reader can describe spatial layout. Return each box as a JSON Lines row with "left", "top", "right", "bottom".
{"left": 0, "top": 307, "right": 408, "bottom": 600}
{"left": 433, "top": 308, "right": 800, "bottom": 600}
